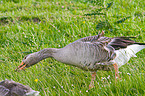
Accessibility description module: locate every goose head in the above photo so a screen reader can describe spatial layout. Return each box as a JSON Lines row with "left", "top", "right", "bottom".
{"left": 15, "top": 48, "right": 58, "bottom": 71}
{"left": 15, "top": 52, "right": 41, "bottom": 71}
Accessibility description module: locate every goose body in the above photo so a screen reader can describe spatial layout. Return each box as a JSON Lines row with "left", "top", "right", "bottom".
{"left": 53, "top": 35, "right": 145, "bottom": 71}
{"left": 53, "top": 40, "right": 115, "bottom": 71}
{"left": 16, "top": 32, "right": 145, "bottom": 89}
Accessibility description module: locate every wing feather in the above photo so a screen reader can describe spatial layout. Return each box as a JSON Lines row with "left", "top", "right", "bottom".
{"left": 0, "top": 85, "right": 9, "bottom": 96}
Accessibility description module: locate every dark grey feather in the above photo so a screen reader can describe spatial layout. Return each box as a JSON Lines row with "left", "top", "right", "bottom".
{"left": 0, "top": 79, "right": 39, "bottom": 96}
{"left": 0, "top": 85, "right": 9, "bottom": 96}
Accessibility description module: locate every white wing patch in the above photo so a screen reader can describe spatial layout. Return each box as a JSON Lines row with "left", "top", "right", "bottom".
{"left": 114, "top": 44, "right": 145, "bottom": 68}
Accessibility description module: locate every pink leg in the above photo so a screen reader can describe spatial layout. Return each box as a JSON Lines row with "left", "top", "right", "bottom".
{"left": 113, "top": 63, "right": 120, "bottom": 80}
{"left": 89, "top": 72, "right": 96, "bottom": 89}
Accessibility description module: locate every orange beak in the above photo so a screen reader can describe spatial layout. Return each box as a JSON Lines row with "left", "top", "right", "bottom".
{"left": 15, "top": 61, "right": 26, "bottom": 71}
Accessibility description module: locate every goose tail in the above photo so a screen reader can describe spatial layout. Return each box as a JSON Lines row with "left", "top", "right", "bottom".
{"left": 128, "top": 43, "right": 145, "bottom": 54}
{"left": 114, "top": 43, "right": 145, "bottom": 68}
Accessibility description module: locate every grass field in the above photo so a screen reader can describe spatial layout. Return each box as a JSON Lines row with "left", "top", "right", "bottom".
{"left": 0, "top": 0, "right": 145, "bottom": 95}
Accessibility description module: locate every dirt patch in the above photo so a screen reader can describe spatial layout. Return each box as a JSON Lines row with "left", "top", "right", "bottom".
{"left": 0, "top": 16, "right": 13, "bottom": 24}
{"left": 17, "top": 16, "right": 43, "bottom": 23}
{"left": 0, "top": 16, "right": 45, "bottom": 25}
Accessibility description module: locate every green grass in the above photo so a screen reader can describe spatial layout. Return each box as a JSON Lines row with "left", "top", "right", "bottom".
{"left": 0, "top": 0, "right": 145, "bottom": 95}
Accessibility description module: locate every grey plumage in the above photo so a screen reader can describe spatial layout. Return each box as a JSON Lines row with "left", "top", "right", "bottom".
{"left": 15, "top": 32, "right": 145, "bottom": 89}
{"left": 16, "top": 32, "right": 145, "bottom": 71}
{"left": 0, "top": 85, "right": 9, "bottom": 96}
{"left": 53, "top": 39, "right": 115, "bottom": 71}
{"left": 0, "top": 79, "right": 39, "bottom": 96}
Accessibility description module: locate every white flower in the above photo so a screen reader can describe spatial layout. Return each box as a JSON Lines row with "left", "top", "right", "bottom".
{"left": 86, "top": 90, "right": 88, "bottom": 92}
{"left": 118, "top": 71, "right": 122, "bottom": 73}
{"left": 107, "top": 75, "right": 110, "bottom": 79}
{"left": 127, "top": 73, "right": 131, "bottom": 75}
{"left": 101, "top": 77, "right": 107, "bottom": 81}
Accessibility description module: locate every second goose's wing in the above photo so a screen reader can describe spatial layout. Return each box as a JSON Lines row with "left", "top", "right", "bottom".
{"left": 0, "top": 85, "right": 9, "bottom": 96}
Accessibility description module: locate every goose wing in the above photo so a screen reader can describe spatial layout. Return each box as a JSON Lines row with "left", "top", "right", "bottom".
{"left": 74, "top": 32, "right": 143, "bottom": 64}
{"left": 77, "top": 33, "right": 145, "bottom": 68}
{"left": 78, "top": 33, "right": 137, "bottom": 50}
{"left": 77, "top": 32, "right": 110, "bottom": 44}
{"left": 0, "top": 85, "right": 9, "bottom": 96}
{"left": 69, "top": 32, "right": 115, "bottom": 65}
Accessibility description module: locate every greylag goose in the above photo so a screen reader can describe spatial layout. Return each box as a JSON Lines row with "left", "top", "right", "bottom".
{"left": 0, "top": 79, "right": 39, "bottom": 96}
{"left": 15, "top": 31, "right": 145, "bottom": 89}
